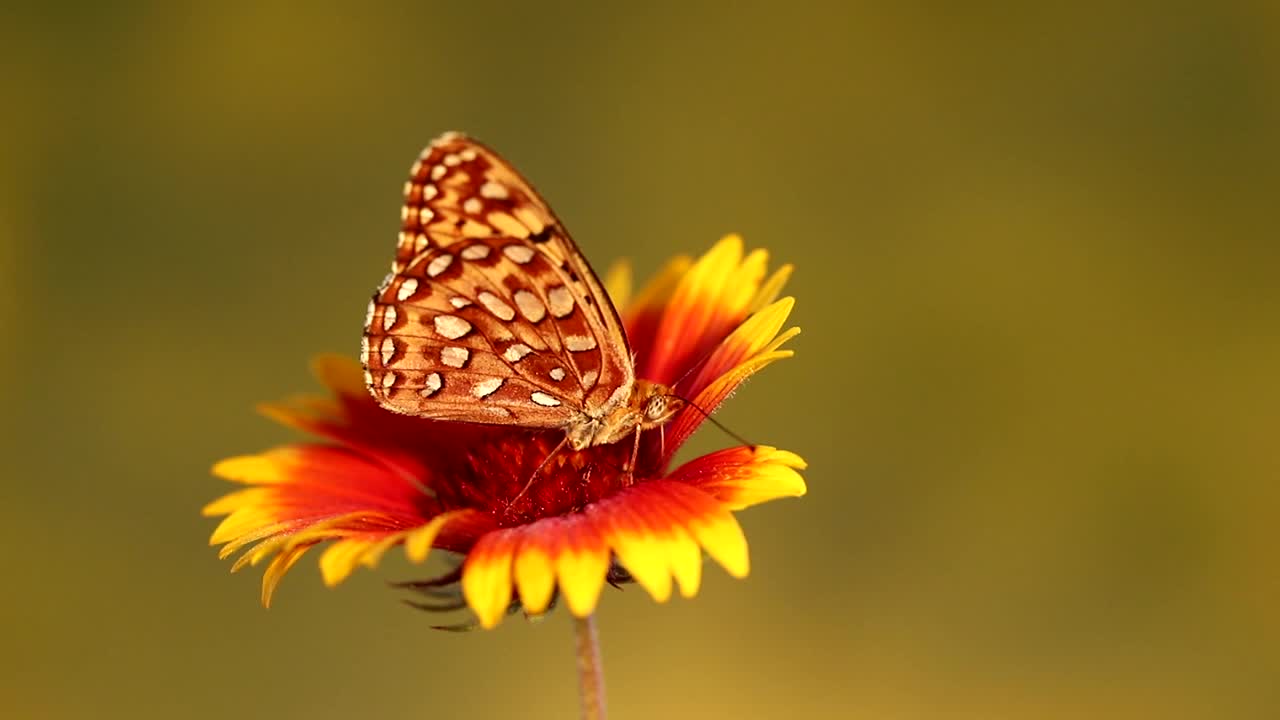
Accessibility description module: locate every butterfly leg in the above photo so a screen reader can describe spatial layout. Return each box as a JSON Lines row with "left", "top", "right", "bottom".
{"left": 623, "top": 425, "right": 642, "bottom": 486}
{"left": 509, "top": 434, "right": 569, "bottom": 510}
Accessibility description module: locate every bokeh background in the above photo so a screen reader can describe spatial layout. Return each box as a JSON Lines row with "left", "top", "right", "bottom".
{"left": 3, "top": 2, "right": 1278, "bottom": 718}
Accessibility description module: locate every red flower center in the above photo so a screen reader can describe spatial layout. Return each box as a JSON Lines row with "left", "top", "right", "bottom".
{"left": 416, "top": 423, "right": 668, "bottom": 527}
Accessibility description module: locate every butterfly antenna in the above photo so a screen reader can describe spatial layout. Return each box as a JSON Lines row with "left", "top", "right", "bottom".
{"left": 667, "top": 346, "right": 716, "bottom": 392}
{"left": 509, "top": 434, "right": 569, "bottom": 509}
{"left": 668, "top": 391, "right": 756, "bottom": 448}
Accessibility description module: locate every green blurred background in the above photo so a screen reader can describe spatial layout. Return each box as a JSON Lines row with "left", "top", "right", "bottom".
{"left": 3, "top": 2, "right": 1277, "bottom": 718}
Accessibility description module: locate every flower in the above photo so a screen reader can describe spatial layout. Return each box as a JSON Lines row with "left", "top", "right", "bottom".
{"left": 205, "top": 235, "right": 807, "bottom": 628}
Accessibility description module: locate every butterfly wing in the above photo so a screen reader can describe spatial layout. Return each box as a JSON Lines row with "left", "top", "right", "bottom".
{"left": 362, "top": 133, "right": 634, "bottom": 427}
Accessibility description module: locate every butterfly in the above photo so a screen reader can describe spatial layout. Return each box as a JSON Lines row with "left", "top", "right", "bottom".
{"left": 361, "top": 132, "right": 682, "bottom": 453}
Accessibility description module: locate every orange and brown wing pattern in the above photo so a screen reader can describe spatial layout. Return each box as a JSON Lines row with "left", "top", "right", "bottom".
{"left": 362, "top": 133, "right": 635, "bottom": 426}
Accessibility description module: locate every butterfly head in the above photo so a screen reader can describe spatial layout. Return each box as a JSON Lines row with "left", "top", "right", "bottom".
{"left": 565, "top": 380, "right": 683, "bottom": 451}
{"left": 636, "top": 380, "right": 684, "bottom": 426}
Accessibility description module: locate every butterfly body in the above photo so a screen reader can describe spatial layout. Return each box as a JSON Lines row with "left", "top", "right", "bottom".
{"left": 361, "top": 132, "right": 680, "bottom": 452}
{"left": 564, "top": 378, "right": 683, "bottom": 451}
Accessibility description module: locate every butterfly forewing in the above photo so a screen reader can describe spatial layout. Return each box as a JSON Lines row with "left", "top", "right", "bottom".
{"left": 363, "top": 133, "right": 634, "bottom": 428}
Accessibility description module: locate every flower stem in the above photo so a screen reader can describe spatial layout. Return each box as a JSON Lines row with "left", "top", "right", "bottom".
{"left": 573, "top": 614, "right": 607, "bottom": 720}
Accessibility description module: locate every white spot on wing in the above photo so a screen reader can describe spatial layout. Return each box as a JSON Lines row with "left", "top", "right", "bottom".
{"left": 463, "top": 197, "right": 483, "bottom": 214}
{"left": 549, "top": 367, "right": 566, "bottom": 381}
{"left": 431, "top": 164, "right": 447, "bottom": 181}
{"left": 427, "top": 254, "right": 453, "bottom": 277}
{"left": 418, "top": 208, "right": 434, "bottom": 225}
{"left": 423, "top": 184, "right": 438, "bottom": 200}
{"left": 434, "top": 314, "right": 472, "bottom": 339}
{"left": 531, "top": 392, "right": 561, "bottom": 407}
{"left": 380, "top": 336, "right": 396, "bottom": 364}
{"left": 547, "top": 286, "right": 574, "bottom": 317}
{"left": 461, "top": 244, "right": 491, "bottom": 260}
{"left": 449, "top": 296, "right": 472, "bottom": 309}
{"left": 396, "top": 278, "right": 418, "bottom": 302}
{"left": 514, "top": 290, "right": 546, "bottom": 322}
{"left": 472, "top": 378, "right": 504, "bottom": 398}
{"left": 477, "top": 291, "right": 516, "bottom": 321}
{"left": 503, "top": 244, "right": 535, "bottom": 264}
{"left": 381, "top": 371, "right": 397, "bottom": 389}
{"left": 420, "top": 372, "right": 442, "bottom": 397}
{"left": 441, "top": 346, "right": 469, "bottom": 368}
{"left": 480, "top": 181, "right": 509, "bottom": 200}
{"left": 382, "top": 306, "right": 397, "bottom": 331}
{"left": 582, "top": 370, "right": 599, "bottom": 388}
{"left": 503, "top": 343, "right": 532, "bottom": 362}
{"left": 565, "top": 334, "right": 597, "bottom": 352}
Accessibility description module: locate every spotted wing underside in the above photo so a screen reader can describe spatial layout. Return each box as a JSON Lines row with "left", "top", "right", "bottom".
{"left": 362, "top": 133, "right": 634, "bottom": 427}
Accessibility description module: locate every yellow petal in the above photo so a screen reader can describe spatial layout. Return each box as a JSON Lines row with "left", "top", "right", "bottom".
{"left": 256, "top": 398, "right": 341, "bottom": 432}
{"left": 687, "top": 511, "right": 749, "bottom": 579}
{"left": 261, "top": 545, "right": 310, "bottom": 608}
{"left": 628, "top": 255, "right": 693, "bottom": 317}
{"left": 675, "top": 446, "right": 808, "bottom": 511}
{"left": 310, "top": 353, "right": 367, "bottom": 399}
{"left": 202, "top": 487, "right": 271, "bottom": 518}
{"left": 602, "top": 260, "right": 632, "bottom": 312}
{"left": 216, "top": 517, "right": 292, "bottom": 558}
{"left": 207, "top": 503, "right": 278, "bottom": 545}
{"left": 749, "top": 263, "right": 794, "bottom": 313}
{"left": 615, "top": 536, "right": 674, "bottom": 603}
{"left": 512, "top": 536, "right": 556, "bottom": 615}
{"left": 359, "top": 531, "right": 406, "bottom": 569}
{"left": 231, "top": 535, "right": 290, "bottom": 572}
{"left": 319, "top": 537, "right": 376, "bottom": 587}
{"left": 665, "top": 235, "right": 744, "bottom": 328}
{"left": 404, "top": 512, "right": 455, "bottom": 564}
{"left": 732, "top": 296, "right": 796, "bottom": 358}
{"left": 596, "top": 504, "right": 673, "bottom": 603}
{"left": 555, "top": 523, "right": 610, "bottom": 617}
{"left": 279, "top": 512, "right": 371, "bottom": 552}
{"left": 725, "top": 247, "right": 769, "bottom": 317}
{"left": 211, "top": 453, "right": 294, "bottom": 485}
{"left": 718, "top": 448, "right": 809, "bottom": 510}
{"left": 462, "top": 531, "right": 518, "bottom": 629}
{"left": 663, "top": 523, "right": 704, "bottom": 598}
{"left": 686, "top": 297, "right": 796, "bottom": 393}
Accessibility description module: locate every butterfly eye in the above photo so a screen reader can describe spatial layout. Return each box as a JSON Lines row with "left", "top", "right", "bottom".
{"left": 644, "top": 396, "right": 668, "bottom": 420}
